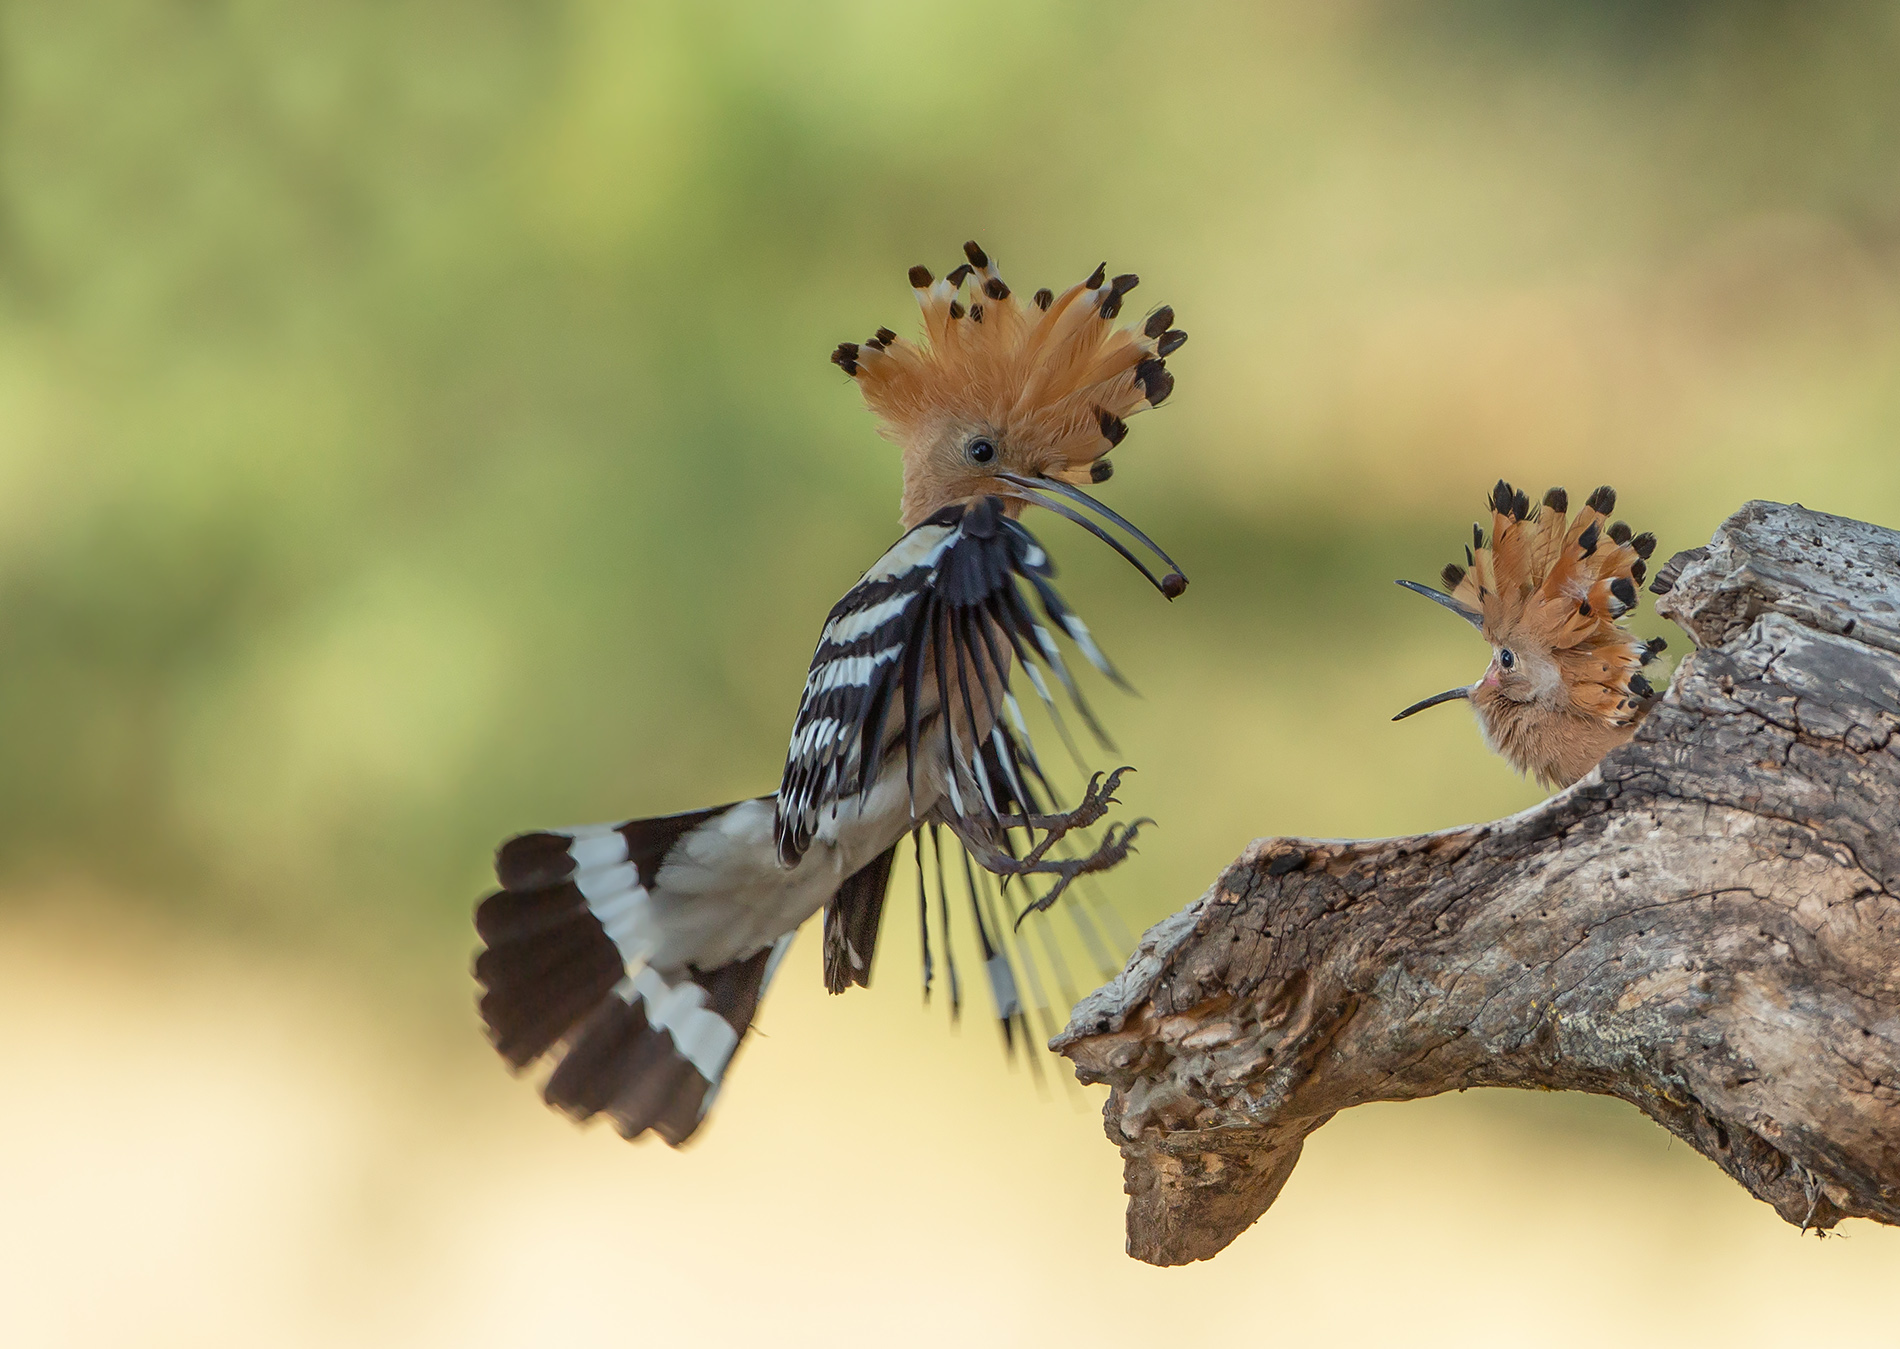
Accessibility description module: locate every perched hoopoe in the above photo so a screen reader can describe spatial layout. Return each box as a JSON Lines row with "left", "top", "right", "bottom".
{"left": 474, "top": 242, "right": 1187, "bottom": 1145}
{"left": 1393, "top": 480, "right": 1668, "bottom": 789}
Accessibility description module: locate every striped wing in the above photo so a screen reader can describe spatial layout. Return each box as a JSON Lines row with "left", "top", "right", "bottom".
{"left": 774, "top": 495, "right": 1122, "bottom": 866}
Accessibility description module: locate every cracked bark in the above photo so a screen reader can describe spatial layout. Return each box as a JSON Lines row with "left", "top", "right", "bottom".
{"left": 1055, "top": 500, "right": 1900, "bottom": 1265}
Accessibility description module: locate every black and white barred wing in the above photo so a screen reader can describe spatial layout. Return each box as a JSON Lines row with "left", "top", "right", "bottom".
{"left": 773, "top": 514, "right": 956, "bottom": 867}
{"left": 774, "top": 495, "right": 1124, "bottom": 869}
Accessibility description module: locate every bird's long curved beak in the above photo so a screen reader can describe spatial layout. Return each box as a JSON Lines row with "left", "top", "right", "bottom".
{"left": 1391, "top": 685, "right": 1472, "bottom": 721}
{"left": 996, "top": 471, "right": 1188, "bottom": 599}
{"left": 1394, "top": 579, "right": 1483, "bottom": 629}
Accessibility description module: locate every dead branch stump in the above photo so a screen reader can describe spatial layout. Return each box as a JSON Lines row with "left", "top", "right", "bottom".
{"left": 1054, "top": 500, "right": 1900, "bottom": 1265}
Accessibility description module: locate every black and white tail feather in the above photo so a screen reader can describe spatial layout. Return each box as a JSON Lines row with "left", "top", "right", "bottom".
{"left": 474, "top": 497, "right": 1145, "bottom": 1145}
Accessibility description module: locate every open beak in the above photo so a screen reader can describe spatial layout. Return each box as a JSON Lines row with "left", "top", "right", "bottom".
{"left": 996, "top": 471, "right": 1188, "bottom": 599}
{"left": 1391, "top": 580, "right": 1483, "bottom": 721}
{"left": 1391, "top": 685, "right": 1472, "bottom": 721}
{"left": 1394, "top": 579, "right": 1483, "bottom": 630}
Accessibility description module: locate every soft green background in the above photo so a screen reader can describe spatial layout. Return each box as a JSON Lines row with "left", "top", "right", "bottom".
{"left": 4, "top": 3, "right": 1897, "bottom": 1345}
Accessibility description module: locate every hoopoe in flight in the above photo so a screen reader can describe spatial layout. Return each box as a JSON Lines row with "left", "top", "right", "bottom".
{"left": 1393, "top": 480, "right": 1668, "bottom": 789}
{"left": 474, "top": 242, "right": 1187, "bottom": 1145}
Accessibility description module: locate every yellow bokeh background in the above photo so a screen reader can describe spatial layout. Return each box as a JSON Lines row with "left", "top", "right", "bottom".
{"left": 2, "top": 3, "right": 1897, "bottom": 1345}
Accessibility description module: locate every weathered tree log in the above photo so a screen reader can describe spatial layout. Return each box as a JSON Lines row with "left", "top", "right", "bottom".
{"left": 1055, "top": 500, "right": 1900, "bottom": 1265}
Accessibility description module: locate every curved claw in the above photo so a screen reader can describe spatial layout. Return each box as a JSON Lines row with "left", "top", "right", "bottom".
{"left": 992, "top": 764, "right": 1135, "bottom": 838}
{"left": 1015, "top": 816, "right": 1153, "bottom": 921}
{"left": 942, "top": 766, "right": 1148, "bottom": 927}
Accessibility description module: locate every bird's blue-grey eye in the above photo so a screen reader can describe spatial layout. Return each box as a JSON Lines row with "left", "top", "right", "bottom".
{"left": 1499, "top": 648, "right": 1516, "bottom": 669}
{"left": 967, "top": 438, "right": 997, "bottom": 465}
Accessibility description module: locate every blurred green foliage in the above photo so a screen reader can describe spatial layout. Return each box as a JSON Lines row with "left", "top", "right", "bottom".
{"left": 0, "top": 0, "right": 1896, "bottom": 973}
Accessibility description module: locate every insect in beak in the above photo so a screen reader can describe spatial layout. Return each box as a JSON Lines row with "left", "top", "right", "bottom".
{"left": 996, "top": 471, "right": 1188, "bottom": 599}
{"left": 1391, "top": 685, "right": 1473, "bottom": 721}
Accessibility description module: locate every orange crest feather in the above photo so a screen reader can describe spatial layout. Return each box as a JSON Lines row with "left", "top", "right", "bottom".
{"left": 832, "top": 242, "right": 1183, "bottom": 489}
{"left": 1441, "top": 481, "right": 1659, "bottom": 727}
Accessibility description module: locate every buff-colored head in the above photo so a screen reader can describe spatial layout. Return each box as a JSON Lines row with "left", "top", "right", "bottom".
{"left": 1394, "top": 481, "right": 1669, "bottom": 788}
{"left": 833, "top": 241, "right": 1187, "bottom": 595}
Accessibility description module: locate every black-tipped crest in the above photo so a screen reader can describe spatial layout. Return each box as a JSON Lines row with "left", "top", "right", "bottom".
{"left": 1486, "top": 480, "right": 1531, "bottom": 521}
{"left": 1099, "top": 273, "right": 1140, "bottom": 321}
{"left": 1400, "top": 478, "right": 1664, "bottom": 784}
{"left": 832, "top": 342, "right": 860, "bottom": 376}
{"left": 1144, "top": 306, "right": 1174, "bottom": 339}
{"left": 1631, "top": 532, "right": 1657, "bottom": 559}
{"left": 849, "top": 242, "right": 1189, "bottom": 519}
{"left": 1134, "top": 357, "right": 1173, "bottom": 405}
{"left": 1090, "top": 459, "right": 1113, "bottom": 484}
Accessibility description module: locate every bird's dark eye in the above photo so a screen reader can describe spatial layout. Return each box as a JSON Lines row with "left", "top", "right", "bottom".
{"left": 1499, "top": 648, "right": 1516, "bottom": 670}
{"left": 967, "top": 438, "right": 997, "bottom": 465}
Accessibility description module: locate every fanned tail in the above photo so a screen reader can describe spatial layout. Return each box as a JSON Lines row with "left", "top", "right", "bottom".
{"left": 474, "top": 799, "right": 895, "bottom": 1146}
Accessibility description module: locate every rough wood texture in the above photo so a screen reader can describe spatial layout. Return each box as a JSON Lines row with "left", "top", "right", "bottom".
{"left": 1055, "top": 500, "right": 1900, "bottom": 1266}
